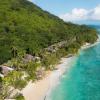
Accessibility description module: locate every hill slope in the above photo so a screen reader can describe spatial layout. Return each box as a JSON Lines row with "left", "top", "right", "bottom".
{"left": 0, "top": 0, "right": 98, "bottom": 64}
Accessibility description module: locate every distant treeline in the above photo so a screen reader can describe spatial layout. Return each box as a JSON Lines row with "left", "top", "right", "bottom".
{"left": 0, "top": 0, "right": 98, "bottom": 64}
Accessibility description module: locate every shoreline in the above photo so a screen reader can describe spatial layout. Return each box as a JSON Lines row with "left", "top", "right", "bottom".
{"left": 21, "top": 36, "right": 100, "bottom": 100}
{"left": 21, "top": 56, "right": 76, "bottom": 100}
{"left": 81, "top": 35, "right": 100, "bottom": 50}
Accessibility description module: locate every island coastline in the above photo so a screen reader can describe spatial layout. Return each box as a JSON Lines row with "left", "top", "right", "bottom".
{"left": 21, "top": 36, "right": 100, "bottom": 100}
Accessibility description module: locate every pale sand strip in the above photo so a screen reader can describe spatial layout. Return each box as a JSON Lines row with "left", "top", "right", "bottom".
{"left": 81, "top": 35, "right": 100, "bottom": 50}
{"left": 21, "top": 35, "right": 100, "bottom": 100}
{"left": 21, "top": 57, "right": 75, "bottom": 100}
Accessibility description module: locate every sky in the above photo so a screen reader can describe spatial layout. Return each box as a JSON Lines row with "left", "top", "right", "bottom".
{"left": 29, "top": 0, "right": 100, "bottom": 25}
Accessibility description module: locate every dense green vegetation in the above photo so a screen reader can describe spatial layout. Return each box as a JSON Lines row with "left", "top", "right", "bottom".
{"left": 0, "top": 0, "right": 98, "bottom": 99}
{"left": 0, "top": 0, "right": 98, "bottom": 64}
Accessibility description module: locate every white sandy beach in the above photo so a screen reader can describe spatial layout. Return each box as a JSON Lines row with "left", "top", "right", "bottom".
{"left": 21, "top": 56, "right": 75, "bottom": 100}
{"left": 21, "top": 35, "right": 100, "bottom": 100}
{"left": 81, "top": 35, "right": 100, "bottom": 50}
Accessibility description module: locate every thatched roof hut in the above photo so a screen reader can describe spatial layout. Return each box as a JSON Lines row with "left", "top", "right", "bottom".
{"left": 0, "top": 66, "right": 14, "bottom": 76}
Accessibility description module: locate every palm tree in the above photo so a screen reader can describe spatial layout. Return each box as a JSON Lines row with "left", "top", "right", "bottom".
{"left": 11, "top": 46, "right": 18, "bottom": 58}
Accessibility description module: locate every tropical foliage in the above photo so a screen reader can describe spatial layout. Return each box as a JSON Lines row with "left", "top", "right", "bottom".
{"left": 0, "top": 0, "right": 98, "bottom": 99}
{"left": 0, "top": 0, "right": 98, "bottom": 64}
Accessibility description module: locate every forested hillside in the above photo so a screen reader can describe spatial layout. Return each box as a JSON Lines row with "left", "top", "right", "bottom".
{"left": 0, "top": 0, "right": 98, "bottom": 64}
{"left": 0, "top": 0, "right": 98, "bottom": 99}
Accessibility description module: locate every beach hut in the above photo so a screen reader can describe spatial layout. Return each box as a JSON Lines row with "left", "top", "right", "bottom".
{"left": 0, "top": 73, "right": 4, "bottom": 78}
{"left": 0, "top": 66, "right": 14, "bottom": 76}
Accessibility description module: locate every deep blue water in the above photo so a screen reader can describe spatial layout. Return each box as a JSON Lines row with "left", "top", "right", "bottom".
{"left": 49, "top": 28, "right": 100, "bottom": 100}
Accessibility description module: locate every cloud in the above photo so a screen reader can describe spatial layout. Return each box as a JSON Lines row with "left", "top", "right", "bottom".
{"left": 91, "top": 5, "right": 100, "bottom": 20}
{"left": 59, "top": 5, "right": 100, "bottom": 22}
{"left": 27, "top": 0, "right": 33, "bottom": 2}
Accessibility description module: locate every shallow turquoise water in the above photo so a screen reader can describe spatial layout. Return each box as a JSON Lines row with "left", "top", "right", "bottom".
{"left": 49, "top": 29, "right": 100, "bottom": 100}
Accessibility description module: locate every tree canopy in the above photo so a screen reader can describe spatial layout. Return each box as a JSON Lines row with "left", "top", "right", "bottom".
{"left": 0, "top": 0, "right": 98, "bottom": 64}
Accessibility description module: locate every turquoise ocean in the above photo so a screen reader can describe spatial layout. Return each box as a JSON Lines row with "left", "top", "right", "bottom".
{"left": 48, "top": 27, "right": 100, "bottom": 100}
